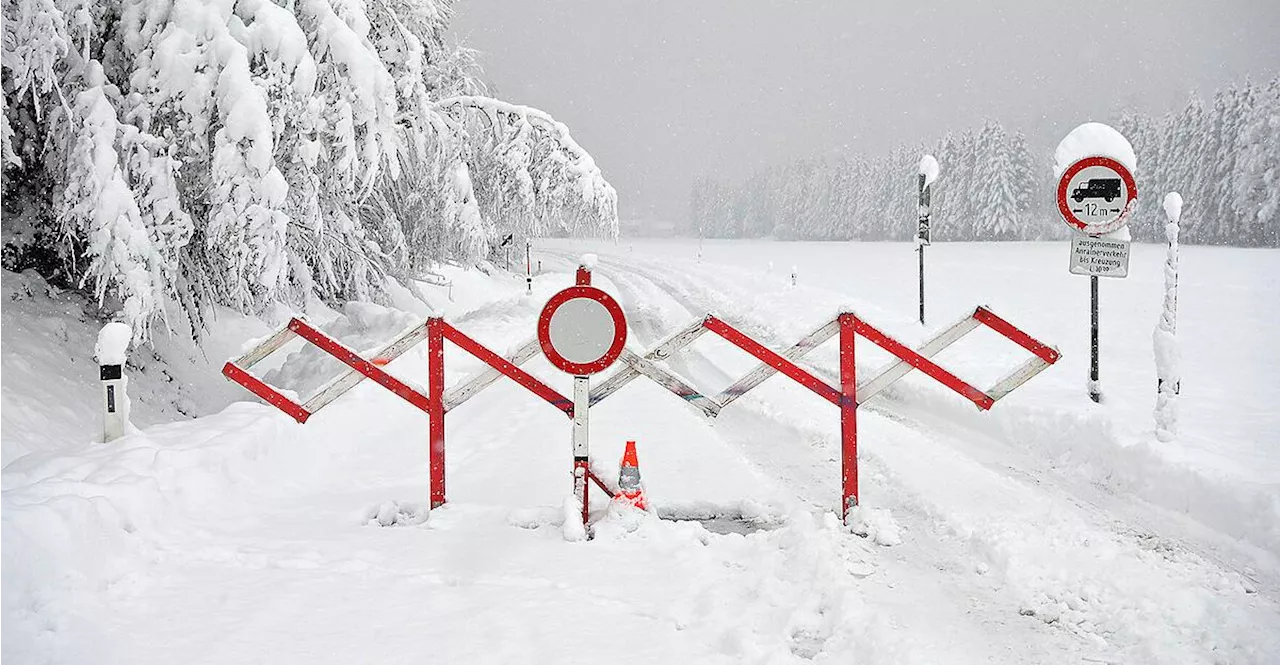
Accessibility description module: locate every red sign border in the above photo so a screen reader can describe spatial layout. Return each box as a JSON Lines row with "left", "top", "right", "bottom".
{"left": 537, "top": 286, "right": 627, "bottom": 375}
{"left": 1057, "top": 156, "right": 1138, "bottom": 236}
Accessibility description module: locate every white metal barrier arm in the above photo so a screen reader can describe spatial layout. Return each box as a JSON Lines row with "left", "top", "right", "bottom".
{"left": 618, "top": 348, "right": 721, "bottom": 417}
{"left": 304, "top": 323, "right": 429, "bottom": 412}
{"left": 589, "top": 318, "right": 708, "bottom": 406}
{"left": 231, "top": 325, "right": 299, "bottom": 369}
{"left": 985, "top": 356, "right": 1051, "bottom": 401}
{"left": 714, "top": 318, "right": 840, "bottom": 408}
{"left": 443, "top": 337, "right": 542, "bottom": 412}
{"left": 855, "top": 311, "right": 980, "bottom": 404}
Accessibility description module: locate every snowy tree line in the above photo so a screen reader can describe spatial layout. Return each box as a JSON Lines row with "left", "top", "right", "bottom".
{"left": 688, "top": 121, "right": 1047, "bottom": 243}
{"left": 2, "top": 0, "right": 617, "bottom": 341}
{"left": 1118, "top": 77, "right": 1280, "bottom": 247}
{"left": 689, "top": 76, "right": 1279, "bottom": 247}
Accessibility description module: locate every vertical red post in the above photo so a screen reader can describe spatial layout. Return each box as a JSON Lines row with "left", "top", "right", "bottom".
{"left": 576, "top": 265, "right": 591, "bottom": 285}
{"left": 838, "top": 313, "right": 858, "bottom": 519}
{"left": 428, "top": 317, "right": 446, "bottom": 508}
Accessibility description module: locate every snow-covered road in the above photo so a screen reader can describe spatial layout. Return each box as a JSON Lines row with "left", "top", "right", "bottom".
{"left": 4, "top": 241, "right": 1278, "bottom": 664}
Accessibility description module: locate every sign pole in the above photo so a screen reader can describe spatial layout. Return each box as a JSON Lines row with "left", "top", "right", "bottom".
{"left": 918, "top": 243, "right": 926, "bottom": 325}
{"left": 525, "top": 240, "right": 532, "bottom": 295}
{"left": 1053, "top": 125, "right": 1138, "bottom": 404}
{"left": 1089, "top": 275, "right": 1100, "bottom": 403}
{"left": 573, "top": 375, "right": 590, "bottom": 527}
{"left": 916, "top": 157, "right": 936, "bottom": 325}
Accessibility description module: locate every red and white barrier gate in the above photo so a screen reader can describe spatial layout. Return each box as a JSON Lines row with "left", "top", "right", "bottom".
{"left": 224, "top": 260, "right": 1059, "bottom": 524}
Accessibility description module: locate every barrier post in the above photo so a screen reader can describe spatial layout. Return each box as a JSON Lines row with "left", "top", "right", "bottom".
{"left": 838, "top": 313, "right": 858, "bottom": 517}
{"left": 428, "top": 317, "right": 446, "bottom": 507}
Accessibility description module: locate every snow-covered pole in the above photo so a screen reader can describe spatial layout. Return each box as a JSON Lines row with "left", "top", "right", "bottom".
{"left": 790, "top": 265, "right": 798, "bottom": 287}
{"left": 95, "top": 322, "right": 133, "bottom": 442}
{"left": 917, "top": 155, "right": 939, "bottom": 325}
{"left": 1154, "top": 192, "right": 1183, "bottom": 441}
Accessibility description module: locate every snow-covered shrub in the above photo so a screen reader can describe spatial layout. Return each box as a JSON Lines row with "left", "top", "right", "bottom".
{"left": 1, "top": 0, "right": 618, "bottom": 342}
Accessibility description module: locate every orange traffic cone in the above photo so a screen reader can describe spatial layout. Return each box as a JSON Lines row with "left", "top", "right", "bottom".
{"left": 616, "top": 440, "right": 647, "bottom": 510}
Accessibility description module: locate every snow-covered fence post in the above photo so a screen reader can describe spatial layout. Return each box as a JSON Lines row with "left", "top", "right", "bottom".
{"left": 95, "top": 322, "right": 133, "bottom": 442}
{"left": 1154, "top": 192, "right": 1183, "bottom": 441}
{"left": 790, "top": 266, "right": 798, "bottom": 287}
{"left": 917, "top": 155, "right": 939, "bottom": 324}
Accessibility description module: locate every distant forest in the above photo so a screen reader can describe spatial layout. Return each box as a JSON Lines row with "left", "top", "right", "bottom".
{"left": 686, "top": 76, "right": 1279, "bottom": 246}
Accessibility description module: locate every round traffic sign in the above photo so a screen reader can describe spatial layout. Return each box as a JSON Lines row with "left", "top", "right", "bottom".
{"left": 537, "top": 286, "right": 627, "bottom": 375}
{"left": 1057, "top": 156, "right": 1137, "bottom": 236}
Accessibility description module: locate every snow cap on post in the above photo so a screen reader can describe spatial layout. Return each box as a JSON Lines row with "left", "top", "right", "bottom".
{"left": 918, "top": 154, "right": 940, "bottom": 188}
{"left": 1163, "top": 192, "right": 1183, "bottom": 224}
{"left": 95, "top": 322, "right": 132, "bottom": 365}
{"left": 1054, "top": 122, "right": 1137, "bottom": 179}
{"left": 576, "top": 253, "right": 596, "bottom": 285}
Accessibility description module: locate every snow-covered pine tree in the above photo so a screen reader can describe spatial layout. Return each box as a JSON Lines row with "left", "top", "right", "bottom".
{"left": 1231, "top": 77, "right": 1280, "bottom": 246}
{"left": 2, "top": 0, "right": 619, "bottom": 342}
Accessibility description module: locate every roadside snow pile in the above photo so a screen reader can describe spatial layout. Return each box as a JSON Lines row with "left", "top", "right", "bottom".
{"left": 0, "top": 270, "right": 278, "bottom": 464}
{"left": 264, "top": 302, "right": 423, "bottom": 396}
{"left": 845, "top": 506, "right": 902, "bottom": 546}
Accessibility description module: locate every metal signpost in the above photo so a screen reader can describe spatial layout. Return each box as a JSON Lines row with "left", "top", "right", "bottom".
{"left": 536, "top": 265, "right": 627, "bottom": 526}
{"left": 1056, "top": 155, "right": 1137, "bottom": 403}
{"left": 916, "top": 155, "right": 937, "bottom": 325}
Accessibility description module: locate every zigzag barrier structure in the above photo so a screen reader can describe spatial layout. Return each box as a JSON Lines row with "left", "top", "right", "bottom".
{"left": 224, "top": 258, "right": 1059, "bottom": 527}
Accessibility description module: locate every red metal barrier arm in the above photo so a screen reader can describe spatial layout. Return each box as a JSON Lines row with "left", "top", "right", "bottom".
{"left": 441, "top": 322, "right": 575, "bottom": 417}
{"left": 973, "top": 307, "right": 1061, "bottom": 364}
{"left": 702, "top": 316, "right": 843, "bottom": 407}
{"left": 850, "top": 316, "right": 995, "bottom": 411}
{"left": 222, "top": 362, "right": 312, "bottom": 424}
{"left": 287, "top": 318, "right": 432, "bottom": 413}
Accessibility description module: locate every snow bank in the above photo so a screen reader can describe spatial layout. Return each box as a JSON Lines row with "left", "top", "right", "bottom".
{"left": 1053, "top": 122, "right": 1136, "bottom": 177}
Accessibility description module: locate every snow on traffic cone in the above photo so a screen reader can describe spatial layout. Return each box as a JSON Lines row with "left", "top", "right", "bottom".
{"left": 616, "top": 440, "right": 647, "bottom": 510}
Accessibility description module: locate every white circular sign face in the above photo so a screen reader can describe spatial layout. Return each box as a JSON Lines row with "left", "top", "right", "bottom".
{"left": 1057, "top": 156, "right": 1137, "bottom": 236}
{"left": 547, "top": 297, "right": 615, "bottom": 364}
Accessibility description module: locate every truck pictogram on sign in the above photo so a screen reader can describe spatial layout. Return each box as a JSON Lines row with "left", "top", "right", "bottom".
{"left": 1057, "top": 157, "right": 1137, "bottom": 236}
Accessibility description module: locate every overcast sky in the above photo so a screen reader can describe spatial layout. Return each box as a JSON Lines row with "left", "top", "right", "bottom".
{"left": 451, "top": 1, "right": 1280, "bottom": 222}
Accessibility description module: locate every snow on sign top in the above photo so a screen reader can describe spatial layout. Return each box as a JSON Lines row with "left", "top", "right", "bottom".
{"left": 918, "top": 154, "right": 939, "bottom": 188}
{"left": 1055, "top": 123, "right": 1138, "bottom": 236}
{"left": 537, "top": 285, "right": 627, "bottom": 375}
{"left": 1053, "top": 122, "right": 1136, "bottom": 178}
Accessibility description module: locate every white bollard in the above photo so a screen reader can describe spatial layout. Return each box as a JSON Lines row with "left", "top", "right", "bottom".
{"left": 95, "top": 322, "right": 133, "bottom": 442}
{"left": 1153, "top": 192, "right": 1182, "bottom": 441}
{"left": 790, "top": 266, "right": 798, "bottom": 287}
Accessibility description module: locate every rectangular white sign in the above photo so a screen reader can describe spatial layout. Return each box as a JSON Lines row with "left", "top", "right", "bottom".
{"left": 1069, "top": 235, "right": 1130, "bottom": 278}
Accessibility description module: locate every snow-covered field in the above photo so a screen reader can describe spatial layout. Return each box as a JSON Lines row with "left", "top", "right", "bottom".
{"left": 4, "top": 239, "right": 1278, "bottom": 664}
